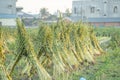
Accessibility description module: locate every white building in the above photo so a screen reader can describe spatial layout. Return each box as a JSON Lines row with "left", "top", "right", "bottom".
{"left": 71, "top": 0, "right": 120, "bottom": 26}
{"left": 0, "top": 0, "right": 17, "bottom": 26}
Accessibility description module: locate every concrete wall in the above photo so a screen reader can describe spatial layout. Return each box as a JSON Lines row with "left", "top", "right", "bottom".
{"left": 72, "top": 0, "right": 120, "bottom": 18}
{"left": 0, "top": 0, "right": 16, "bottom": 14}
{"left": 0, "top": 0, "right": 17, "bottom": 26}
{"left": 89, "top": 22, "right": 120, "bottom": 27}
{"left": 0, "top": 19, "right": 16, "bottom": 26}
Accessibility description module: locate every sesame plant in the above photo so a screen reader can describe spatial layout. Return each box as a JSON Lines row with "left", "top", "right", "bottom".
{"left": 0, "top": 26, "right": 12, "bottom": 80}
{"left": 9, "top": 19, "right": 51, "bottom": 80}
{"left": 0, "top": 19, "right": 105, "bottom": 80}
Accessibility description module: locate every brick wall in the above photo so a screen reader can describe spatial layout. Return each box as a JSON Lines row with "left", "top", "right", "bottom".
{"left": 89, "top": 22, "right": 120, "bottom": 27}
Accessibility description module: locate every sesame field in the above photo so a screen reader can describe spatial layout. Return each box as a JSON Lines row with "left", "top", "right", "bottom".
{"left": 0, "top": 19, "right": 120, "bottom": 80}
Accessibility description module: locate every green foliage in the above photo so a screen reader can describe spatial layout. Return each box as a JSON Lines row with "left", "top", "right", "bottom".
{"left": 110, "top": 31, "right": 120, "bottom": 49}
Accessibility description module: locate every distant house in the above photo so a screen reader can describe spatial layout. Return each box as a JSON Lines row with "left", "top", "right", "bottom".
{"left": 71, "top": 0, "right": 120, "bottom": 27}
{"left": 0, "top": 0, "right": 17, "bottom": 26}
{"left": 17, "top": 11, "right": 35, "bottom": 19}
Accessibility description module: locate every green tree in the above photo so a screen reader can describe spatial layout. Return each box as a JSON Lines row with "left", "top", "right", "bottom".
{"left": 65, "top": 8, "right": 71, "bottom": 17}
{"left": 40, "top": 8, "right": 50, "bottom": 19}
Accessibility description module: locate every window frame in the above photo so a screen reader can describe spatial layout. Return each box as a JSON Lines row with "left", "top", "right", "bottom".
{"left": 113, "top": 6, "right": 118, "bottom": 13}
{"left": 91, "top": 7, "right": 95, "bottom": 13}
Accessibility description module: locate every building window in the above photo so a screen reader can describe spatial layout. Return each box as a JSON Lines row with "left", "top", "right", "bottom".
{"left": 104, "top": 1, "right": 107, "bottom": 3}
{"left": 74, "top": 7, "right": 77, "bottom": 14}
{"left": 8, "top": 5, "right": 12, "bottom": 8}
{"left": 91, "top": 7, "right": 95, "bottom": 13}
{"left": 103, "top": 14, "right": 107, "bottom": 16}
{"left": 97, "top": 8, "right": 100, "bottom": 12}
{"left": 113, "top": 6, "right": 118, "bottom": 13}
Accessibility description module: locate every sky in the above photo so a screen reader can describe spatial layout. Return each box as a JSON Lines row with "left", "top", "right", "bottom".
{"left": 16, "top": 0, "right": 72, "bottom": 14}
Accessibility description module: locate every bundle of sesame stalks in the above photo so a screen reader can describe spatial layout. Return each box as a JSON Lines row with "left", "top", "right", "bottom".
{"left": 0, "top": 27, "right": 12, "bottom": 80}
{"left": 34, "top": 21, "right": 104, "bottom": 79}
{"left": 9, "top": 19, "right": 51, "bottom": 80}
{"left": 1, "top": 19, "right": 104, "bottom": 80}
